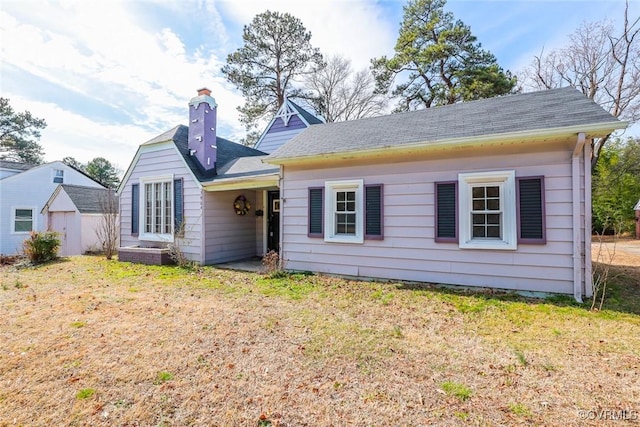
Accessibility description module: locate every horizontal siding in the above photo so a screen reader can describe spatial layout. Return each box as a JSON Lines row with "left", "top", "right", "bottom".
{"left": 255, "top": 191, "right": 265, "bottom": 255}
{"left": 267, "top": 115, "right": 306, "bottom": 133}
{"left": 119, "top": 148, "right": 202, "bottom": 261}
{"left": 203, "top": 190, "right": 258, "bottom": 264}
{"left": 280, "top": 148, "right": 579, "bottom": 294}
{"left": 255, "top": 128, "right": 306, "bottom": 154}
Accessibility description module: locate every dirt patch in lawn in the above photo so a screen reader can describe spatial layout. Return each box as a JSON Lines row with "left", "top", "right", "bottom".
{"left": 1, "top": 257, "right": 639, "bottom": 426}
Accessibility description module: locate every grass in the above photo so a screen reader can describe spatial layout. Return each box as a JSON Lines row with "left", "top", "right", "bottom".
{"left": 0, "top": 254, "right": 639, "bottom": 426}
{"left": 441, "top": 380, "right": 472, "bottom": 402}
{"left": 154, "top": 371, "right": 174, "bottom": 385}
{"left": 76, "top": 388, "right": 96, "bottom": 399}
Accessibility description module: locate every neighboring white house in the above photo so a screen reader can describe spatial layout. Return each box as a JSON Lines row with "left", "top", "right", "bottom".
{"left": 0, "top": 160, "right": 105, "bottom": 255}
{"left": 41, "top": 184, "right": 118, "bottom": 256}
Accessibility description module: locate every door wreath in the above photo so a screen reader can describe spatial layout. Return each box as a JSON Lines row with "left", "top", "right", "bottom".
{"left": 233, "top": 195, "right": 251, "bottom": 215}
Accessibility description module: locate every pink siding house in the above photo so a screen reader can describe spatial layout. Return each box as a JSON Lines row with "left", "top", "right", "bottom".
{"left": 265, "top": 88, "right": 626, "bottom": 301}
{"left": 116, "top": 89, "right": 320, "bottom": 265}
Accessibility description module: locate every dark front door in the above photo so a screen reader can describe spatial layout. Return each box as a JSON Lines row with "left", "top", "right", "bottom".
{"left": 267, "top": 191, "right": 280, "bottom": 253}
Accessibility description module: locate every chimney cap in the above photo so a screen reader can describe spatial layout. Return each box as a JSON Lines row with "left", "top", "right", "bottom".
{"left": 197, "top": 87, "right": 211, "bottom": 96}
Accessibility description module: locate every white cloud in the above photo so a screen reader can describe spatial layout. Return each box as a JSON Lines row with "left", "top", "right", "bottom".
{"left": 2, "top": 0, "right": 636, "bottom": 174}
{"left": 217, "top": 0, "right": 397, "bottom": 71}
{"left": 6, "top": 95, "right": 151, "bottom": 170}
{"left": 1, "top": 0, "right": 246, "bottom": 168}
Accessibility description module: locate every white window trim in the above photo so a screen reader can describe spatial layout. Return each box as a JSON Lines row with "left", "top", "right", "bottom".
{"left": 139, "top": 175, "right": 175, "bottom": 243}
{"left": 11, "top": 206, "right": 37, "bottom": 234}
{"left": 459, "top": 170, "right": 517, "bottom": 250}
{"left": 324, "top": 179, "right": 364, "bottom": 244}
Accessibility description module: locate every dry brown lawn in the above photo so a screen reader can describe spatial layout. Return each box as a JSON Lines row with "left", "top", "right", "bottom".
{"left": 1, "top": 247, "right": 639, "bottom": 426}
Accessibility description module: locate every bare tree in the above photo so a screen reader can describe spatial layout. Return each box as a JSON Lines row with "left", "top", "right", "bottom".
{"left": 521, "top": 1, "right": 640, "bottom": 166}
{"left": 305, "top": 55, "right": 387, "bottom": 122}
{"left": 95, "top": 189, "right": 119, "bottom": 260}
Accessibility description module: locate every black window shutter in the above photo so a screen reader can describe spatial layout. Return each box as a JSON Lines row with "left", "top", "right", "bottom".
{"left": 517, "top": 177, "right": 546, "bottom": 244}
{"left": 131, "top": 183, "right": 139, "bottom": 235}
{"left": 365, "top": 184, "right": 383, "bottom": 239}
{"left": 174, "top": 178, "right": 184, "bottom": 232}
{"left": 308, "top": 187, "right": 324, "bottom": 237}
{"left": 435, "top": 181, "right": 457, "bottom": 242}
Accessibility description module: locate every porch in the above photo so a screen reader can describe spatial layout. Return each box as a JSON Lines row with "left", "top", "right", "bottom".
{"left": 215, "top": 257, "right": 265, "bottom": 273}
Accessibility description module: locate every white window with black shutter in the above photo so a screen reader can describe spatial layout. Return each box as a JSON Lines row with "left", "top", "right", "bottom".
{"left": 308, "top": 181, "right": 383, "bottom": 243}
{"left": 435, "top": 172, "right": 546, "bottom": 249}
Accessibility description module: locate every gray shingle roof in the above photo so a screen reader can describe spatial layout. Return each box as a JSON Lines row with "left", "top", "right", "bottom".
{"left": 0, "top": 160, "right": 37, "bottom": 172}
{"left": 289, "top": 100, "right": 324, "bottom": 125}
{"left": 61, "top": 184, "right": 117, "bottom": 213}
{"left": 146, "top": 125, "right": 276, "bottom": 183}
{"left": 267, "top": 87, "right": 624, "bottom": 161}
{"left": 216, "top": 156, "right": 278, "bottom": 179}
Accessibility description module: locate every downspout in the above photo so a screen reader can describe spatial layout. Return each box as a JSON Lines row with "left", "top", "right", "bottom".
{"left": 572, "top": 133, "right": 586, "bottom": 303}
{"left": 278, "top": 164, "right": 285, "bottom": 270}
{"left": 584, "top": 141, "right": 593, "bottom": 298}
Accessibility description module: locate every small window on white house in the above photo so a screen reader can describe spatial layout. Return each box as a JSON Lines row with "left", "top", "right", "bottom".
{"left": 324, "top": 180, "right": 364, "bottom": 243}
{"left": 459, "top": 170, "right": 517, "bottom": 250}
{"left": 13, "top": 208, "right": 34, "bottom": 233}
{"left": 53, "top": 169, "right": 64, "bottom": 183}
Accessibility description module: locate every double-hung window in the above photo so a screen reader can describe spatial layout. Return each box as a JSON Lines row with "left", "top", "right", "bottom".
{"left": 13, "top": 208, "right": 35, "bottom": 233}
{"left": 459, "top": 170, "right": 517, "bottom": 250}
{"left": 53, "top": 169, "right": 64, "bottom": 184}
{"left": 325, "top": 180, "right": 363, "bottom": 243}
{"left": 471, "top": 184, "right": 502, "bottom": 239}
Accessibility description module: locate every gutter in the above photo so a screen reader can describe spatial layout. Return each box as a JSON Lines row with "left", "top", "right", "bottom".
{"left": 265, "top": 121, "right": 625, "bottom": 166}
{"left": 572, "top": 133, "right": 586, "bottom": 303}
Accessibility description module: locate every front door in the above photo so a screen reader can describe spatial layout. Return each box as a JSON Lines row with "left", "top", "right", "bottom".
{"left": 267, "top": 191, "right": 280, "bottom": 253}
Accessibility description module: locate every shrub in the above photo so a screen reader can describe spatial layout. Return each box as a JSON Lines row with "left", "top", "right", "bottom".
{"left": 22, "top": 231, "right": 60, "bottom": 263}
{"left": 262, "top": 250, "right": 280, "bottom": 275}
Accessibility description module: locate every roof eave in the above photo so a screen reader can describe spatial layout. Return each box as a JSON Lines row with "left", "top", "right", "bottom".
{"left": 265, "top": 121, "right": 626, "bottom": 166}
{"left": 201, "top": 173, "right": 279, "bottom": 192}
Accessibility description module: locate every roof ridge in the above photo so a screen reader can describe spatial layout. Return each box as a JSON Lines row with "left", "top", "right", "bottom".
{"left": 313, "top": 87, "right": 584, "bottom": 129}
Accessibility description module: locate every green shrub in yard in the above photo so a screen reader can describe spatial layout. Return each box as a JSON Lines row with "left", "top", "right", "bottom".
{"left": 22, "top": 231, "right": 60, "bottom": 263}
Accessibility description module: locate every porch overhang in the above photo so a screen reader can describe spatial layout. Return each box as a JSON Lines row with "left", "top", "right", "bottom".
{"left": 201, "top": 173, "right": 279, "bottom": 192}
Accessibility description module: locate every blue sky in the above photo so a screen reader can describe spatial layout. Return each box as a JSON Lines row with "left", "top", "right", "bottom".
{"left": 1, "top": 0, "right": 637, "bottom": 171}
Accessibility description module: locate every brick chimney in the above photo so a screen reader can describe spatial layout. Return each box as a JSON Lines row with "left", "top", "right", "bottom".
{"left": 188, "top": 88, "right": 218, "bottom": 176}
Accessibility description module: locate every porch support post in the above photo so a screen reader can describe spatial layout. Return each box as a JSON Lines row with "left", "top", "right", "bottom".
{"left": 572, "top": 133, "right": 586, "bottom": 302}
